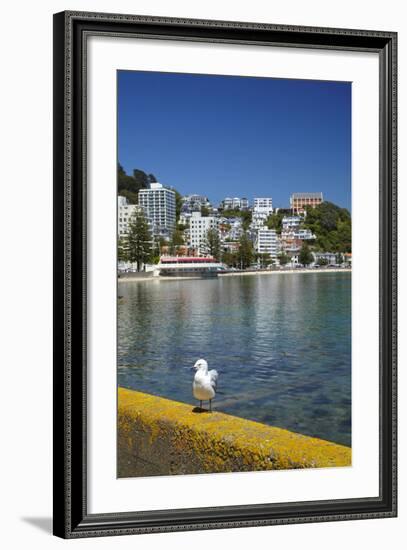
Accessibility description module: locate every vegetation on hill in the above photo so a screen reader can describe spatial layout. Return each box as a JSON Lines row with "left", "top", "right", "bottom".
{"left": 118, "top": 164, "right": 157, "bottom": 204}
{"left": 266, "top": 211, "right": 284, "bottom": 234}
{"left": 174, "top": 190, "right": 183, "bottom": 222}
{"left": 303, "top": 201, "right": 351, "bottom": 253}
{"left": 220, "top": 209, "right": 252, "bottom": 231}
{"left": 265, "top": 202, "right": 351, "bottom": 253}
{"left": 118, "top": 165, "right": 184, "bottom": 225}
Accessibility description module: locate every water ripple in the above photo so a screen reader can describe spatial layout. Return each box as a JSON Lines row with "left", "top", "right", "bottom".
{"left": 118, "top": 273, "right": 351, "bottom": 446}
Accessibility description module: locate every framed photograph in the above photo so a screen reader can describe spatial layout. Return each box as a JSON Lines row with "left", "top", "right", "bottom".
{"left": 53, "top": 11, "right": 397, "bottom": 538}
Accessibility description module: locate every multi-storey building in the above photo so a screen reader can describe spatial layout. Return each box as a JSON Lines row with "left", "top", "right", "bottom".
{"left": 253, "top": 197, "right": 273, "bottom": 216}
{"left": 290, "top": 192, "right": 323, "bottom": 214}
{"left": 240, "top": 197, "right": 249, "bottom": 210}
{"left": 228, "top": 219, "right": 244, "bottom": 241}
{"left": 281, "top": 216, "right": 302, "bottom": 230}
{"left": 252, "top": 198, "right": 273, "bottom": 233}
{"left": 255, "top": 228, "right": 280, "bottom": 257}
{"left": 188, "top": 211, "right": 219, "bottom": 255}
{"left": 250, "top": 212, "right": 267, "bottom": 230}
{"left": 179, "top": 212, "right": 192, "bottom": 226}
{"left": 314, "top": 252, "right": 337, "bottom": 265}
{"left": 296, "top": 228, "right": 316, "bottom": 240}
{"left": 221, "top": 197, "right": 249, "bottom": 210}
{"left": 280, "top": 237, "right": 302, "bottom": 256}
{"left": 181, "top": 194, "right": 211, "bottom": 212}
{"left": 138, "top": 182, "right": 176, "bottom": 238}
{"left": 222, "top": 241, "right": 240, "bottom": 254}
{"left": 281, "top": 228, "right": 316, "bottom": 241}
{"left": 118, "top": 196, "right": 146, "bottom": 237}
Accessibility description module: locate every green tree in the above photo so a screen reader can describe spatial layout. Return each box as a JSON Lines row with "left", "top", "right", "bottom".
{"left": 240, "top": 210, "right": 252, "bottom": 231}
{"left": 150, "top": 240, "right": 161, "bottom": 264}
{"left": 168, "top": 229, "right": 185, "bottom": 255}
{"left": 118, "top": 237, "right": 129, "bottom": 262}
{"left": 277, "top": 252, "right": 290, "bottom": 266}
{"left": 221, "top": 249, "right": 237, "bottom": 268}
{"left": 299, "top": 242, "right": 314, "bottom": 266}
{"left": 317, "top": 257, "right": 329, "bottom": 266}
{"left": 126, "top": 210, "right": 153, "bottom": 271}
{"left": 201, "top": 205, "right": 210, "bottom": 217}
{"left": 132, "top": 169, "right": 150, "bottom": 188}
{"left": 303, "top": 201, "right": 351, "bottom": 253}
{"left": 238, "top": 233, "right": 254, "bottom": 269}
{"left": 266, "top": 212, "right": 284, "bottom": 234}
{"left": 118, "top": 189, "right": 139, "bottom": 205}
{"left": 175, "top": 190, "right": 183, "bottom": 222}
{"left": 118, "top": 164, "right": 151, "bottom": 204}
{"left": 204, "top": 228, "right": 221, "bottom": 260}
{"left": 256, "top": 253, "right": 272, "bottom": 268}
{"left": 220, "top": 208, "right": 252, "bottom": 230}
{"left": 220, "top": 207, "right": 240, "bottom": 215}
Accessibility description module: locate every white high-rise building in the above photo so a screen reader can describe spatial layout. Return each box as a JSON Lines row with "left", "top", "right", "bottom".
{"left": 138, "top": 182, "right": 176, "bottom": 238}
{"left": 118, "top": 196, "right": 145, "bottom": 237}
{"left": 256, "top": 228, "right": 279, "bottom": 257}
{"left": 189, "top": 211, "right": 219, "bottom": 255}
{"left": 221, "top": 197, "right": 249, "bottom": 210}
{"left": 253, "top": 197, "right": 273, "bottom": 216}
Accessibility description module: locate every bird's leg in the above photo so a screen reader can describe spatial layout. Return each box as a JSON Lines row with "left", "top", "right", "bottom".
{"left": 209, "top": 399, "right": 212, "bottom": 412}
{"left": 200, "top": 400, "right": 202, "bottom": 410}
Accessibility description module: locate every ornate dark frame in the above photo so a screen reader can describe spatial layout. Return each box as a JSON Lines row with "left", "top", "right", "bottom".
{"left": 53, "top": 10, "right": 397, "bottom": 539}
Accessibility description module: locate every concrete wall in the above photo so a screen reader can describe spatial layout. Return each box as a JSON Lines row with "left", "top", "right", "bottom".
{"left": 118, "top": 388, "right": 351, "bottom": 478}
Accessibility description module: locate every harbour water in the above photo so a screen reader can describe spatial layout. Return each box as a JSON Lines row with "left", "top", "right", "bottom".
{"left": 118, "top": 272, "right": 351, "bottom": 446}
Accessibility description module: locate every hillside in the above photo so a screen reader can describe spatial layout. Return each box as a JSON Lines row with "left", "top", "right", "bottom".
{"left": 303, "top": 201, "right": 351, "bottom": 253}
{"left": 117, "top": 164, "right": 157, "bottom": 204}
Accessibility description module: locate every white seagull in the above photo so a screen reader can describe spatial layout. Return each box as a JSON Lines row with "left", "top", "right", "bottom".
{"left": 192, "top": 359, "right": 218, "bottom": 411}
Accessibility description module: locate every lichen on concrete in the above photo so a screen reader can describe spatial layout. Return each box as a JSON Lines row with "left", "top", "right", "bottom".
{"left": 117, "top": 387, "right": 351, "bottom": 477}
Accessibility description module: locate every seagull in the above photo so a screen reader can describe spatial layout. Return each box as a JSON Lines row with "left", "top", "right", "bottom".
{"left": 192, "top": 359, "right": 218, "bottom": 411}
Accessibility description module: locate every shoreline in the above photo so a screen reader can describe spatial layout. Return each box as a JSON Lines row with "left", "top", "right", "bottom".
{"left": 118, "top": 267, "right": 351, "bottom": 283}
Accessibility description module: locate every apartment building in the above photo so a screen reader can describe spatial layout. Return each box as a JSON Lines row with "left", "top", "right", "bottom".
{"left": 189, "top": 211, "right": 219, "bottom": 255}
{"left": 138, "top": 182, "right": 176, "bottom": 238}
{"left": 290, "top": 192, "right": 323, "bottom": 214}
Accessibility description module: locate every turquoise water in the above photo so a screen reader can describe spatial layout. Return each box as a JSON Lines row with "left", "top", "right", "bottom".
{"left": 118, "top": 272, "right": 351, "bottom": 446}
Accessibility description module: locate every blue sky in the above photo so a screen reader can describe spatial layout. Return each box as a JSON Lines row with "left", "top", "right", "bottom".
{"left": 118, "top": 71, "right": 351, "bottom": 210}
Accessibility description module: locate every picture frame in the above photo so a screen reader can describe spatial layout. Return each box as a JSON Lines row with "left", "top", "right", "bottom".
{"left": 53, "top": 10, "right": 397, "bottom": 538}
